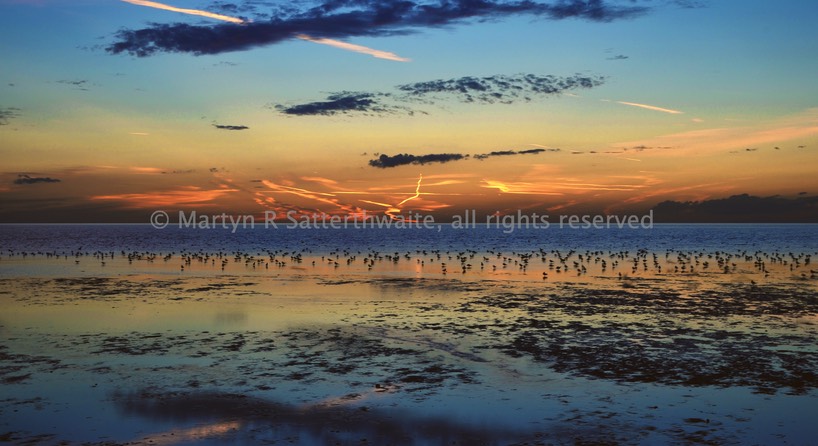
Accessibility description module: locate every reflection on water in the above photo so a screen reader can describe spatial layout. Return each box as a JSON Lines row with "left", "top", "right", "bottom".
{"left": 129, "top": 420, "right": 242, "bottom": 446}
{"left": 214, "top": 311, "right": 248, "bottom": 327}
{"left": 116, "top": 391, "right": 525, "bottom": 445}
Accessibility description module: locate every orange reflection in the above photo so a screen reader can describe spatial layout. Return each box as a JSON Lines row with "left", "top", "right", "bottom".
{"left": 131, "top": 420, "right": 241, "bottom": 446}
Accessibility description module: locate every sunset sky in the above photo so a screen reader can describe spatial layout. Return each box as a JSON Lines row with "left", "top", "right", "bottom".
{"left": 1, "top": 0, "right": 817, "bottom": 222}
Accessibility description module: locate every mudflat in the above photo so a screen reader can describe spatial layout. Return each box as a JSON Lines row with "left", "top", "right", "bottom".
{"left": 1, "top": 252, "right": 817, "bottom": 445}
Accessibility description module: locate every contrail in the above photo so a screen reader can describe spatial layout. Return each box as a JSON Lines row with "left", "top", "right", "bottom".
{"left": 121, "top": 0, "right": 246, "bottom": 24}
{"left": 296, "top": 34, "right": 410, "bottom": 62}
{"left": 617, "top": 101, "right": 683, "bottom": 114}
{"left": 120, "top": 2, "right": 410, "bottom": 61}
{"left": 397, "top": 174, "right": 423, "bottom": 206}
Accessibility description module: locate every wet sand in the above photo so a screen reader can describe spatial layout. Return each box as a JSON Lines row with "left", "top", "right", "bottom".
{"left": 1, "top": 251, "right": 817, "bottom": 445}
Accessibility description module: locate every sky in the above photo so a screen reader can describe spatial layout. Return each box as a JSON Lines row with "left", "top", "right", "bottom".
{"left": 1, "top": 0, "right": 817, "bottom": 223}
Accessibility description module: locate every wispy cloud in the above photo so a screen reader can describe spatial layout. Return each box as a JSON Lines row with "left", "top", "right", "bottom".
{"left": 107, "top": 0, "right": 648, "bottom": 57}
{"left": 0, "top": 107, "right": 21, "bottom": 125}
{"left": 13, "top": 174, "right": 61, "bottom": 185}
{"left": 295, "top": 34, "right": 410, "bottom": 62}
{"left": 121, "top": 0, "right": 246, "bottom": 24}
{"left": 259, "top": 180, "right": 358, "bottom": 215}
{"left": 300, "top": 176, "right": 339, "bottom": 188}
{"left": 277, "top": 73, "right": 605, "bottom": 116}
{"left": 91, "top": 186, "right": 239, "bottom": 208}
{"left": 253, "top": 173, "right": 454, "bottom": 220}
{"left": 620, "top": 182, "right": 729, "bottom": 206}
{"left": 481, "top": 180, "right": 563, "bottom": 195}
{"left": 481, "top": 166, "right": 661, "bottom": 196}
{"left": 616, "top": 101, "right": 683, "bottom": 114}
{"left": 615, "top": 108, "right": 818, "bottom": 154}
{"left": 398, "top": 74, "right": 604, "bottom": 104}
{"left": 56, "top": 79, "right": 93, "bottom": 91}
{"left": 275, "top": 92, "right": 410, "bottom": 117}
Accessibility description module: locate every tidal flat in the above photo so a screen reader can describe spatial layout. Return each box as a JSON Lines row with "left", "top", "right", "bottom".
{"left": 1, "top": 252, "right": 817, "bottom": 445}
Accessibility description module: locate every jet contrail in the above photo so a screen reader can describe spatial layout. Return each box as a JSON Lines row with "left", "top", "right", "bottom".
{"left": 617, "top": 101, "right": 683, "bottom": 114}
{"left": 119, "top": 2, "right": 408, "bottom": 61}
{"left": 397, "top": 174, "right": 423, "bottom": 206}
{"left": 121, "top": 0, "right": 246, "bottom": 24}
{"left": 296, "top": 34, "right": 410, "bottom": 62}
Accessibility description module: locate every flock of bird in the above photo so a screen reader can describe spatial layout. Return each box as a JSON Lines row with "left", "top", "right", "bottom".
{"left": 3, "top": 248, "right": 816, "bottom": 281}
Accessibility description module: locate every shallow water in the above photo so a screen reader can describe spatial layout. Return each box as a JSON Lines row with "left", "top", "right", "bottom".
{"left": 1, "top": 224, "right": 817, "bottom": 444}
{"left": 1, "top": 259, "right": 817, "bottom": 445}
{"left": 2, "top": 223, "right": 818, "bottom": 257}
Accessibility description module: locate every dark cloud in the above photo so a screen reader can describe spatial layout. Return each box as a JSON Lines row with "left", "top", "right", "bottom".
{"left": 518, "top": 148, "right": 550, "bottom": 154}
{"left": 276, "top": 73, "right": 604, "bottom": 116}
{"left": 207, "top": 0, "right": 282, "bottom": 18}
{"left": 672, "top": 0, "right": 706, "bottom": 8}
{"left": 625, "top": 145, "right": 672, "bottom": 152}
{"left": 56, "top": 79, "right": 93, "bottom": 91}
{"left": 275, "top": 92, "right": 412, "bottom": 116}
{"left": 13, "top": 174, "right": 61, "bottom": 185}
{"left": 484, "top": 150, "right": 516, "bottom": 156}
{"left": 473, "top": 148, "right": 551, "bottom": 159}
{"left": 606, "top": 54, "right": 628, "bottom": 60}
{"left": 396, "top": 73, "right": 605, "bottom": 104}
{"left": 213, "top": 124, "right": 250, "bottom": 130}
{"left": 0, "top": 107, "right": 21, "bottom": 125}
{"left": 369, "top": 153, "right": 465, "bottom": 168}
{"left": 655, "top": 194, "right": 818, "bottom": 223}
{"left": 370, "top": 146, "right": 554, "bottom": 167}
{"left": 107, "top": 0, "right": 648, "bottom": 57}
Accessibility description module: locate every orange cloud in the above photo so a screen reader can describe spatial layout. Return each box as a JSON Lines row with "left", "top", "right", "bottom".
{"left": 619, "top": 182, "right": 735, "bottom": 206}
{"left": 481, "top": 178, "right": 650, "bottom": 195}
{"left": 616, "top": 108, "right": 818, "bottom": 154}
{"left": 260, "top": 180, "right": 362, "bottom": 215}
{"left": 91, "top": 186, "right": 238, "bottom": 208}
{"left": 301, "top": 176, "right": 340, "bottom": 188}
{"left": 130, "top": 166, "right": 165, "bottom": 174}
